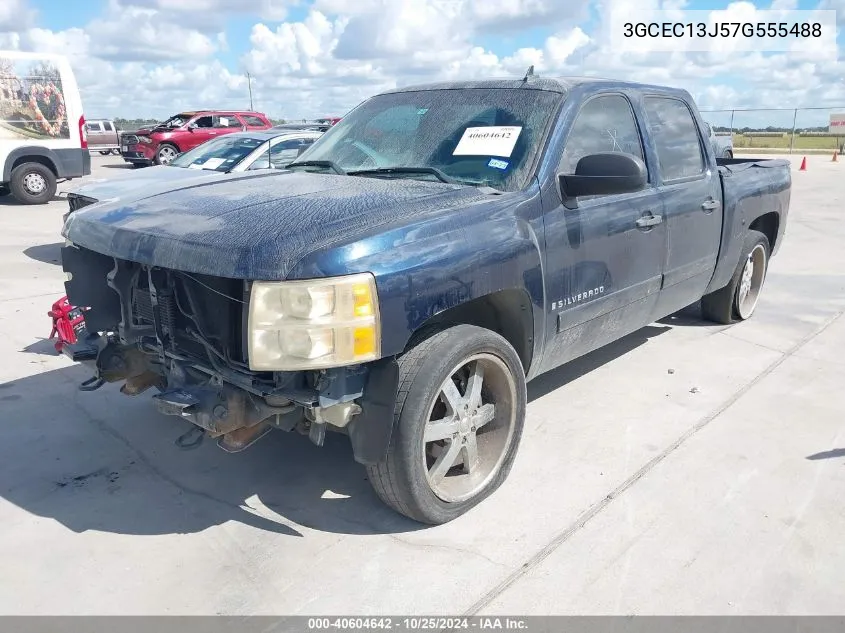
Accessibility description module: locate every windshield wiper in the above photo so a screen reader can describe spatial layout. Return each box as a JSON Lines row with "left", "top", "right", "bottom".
{"left": 347, "top": 166, "right": 457, "bottom": 184}
{"left": 286, "top": 160, "right": 346, "bottom": 175}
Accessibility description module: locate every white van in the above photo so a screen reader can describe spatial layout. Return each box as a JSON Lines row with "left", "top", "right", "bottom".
{"left": 0, "top": 50, "right": 90, "bottom": 204}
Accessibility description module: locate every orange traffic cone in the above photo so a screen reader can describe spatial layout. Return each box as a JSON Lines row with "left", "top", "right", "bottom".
{"left": 799, "top": 156, "right": 807, "bottom": 171}
{"left": 833, "top": 151, "right": 838, "bottom": 162}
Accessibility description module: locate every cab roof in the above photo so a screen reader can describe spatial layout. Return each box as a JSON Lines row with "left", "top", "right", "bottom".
{"left": 381, "top": 76, "right": 690, "bottom": 99}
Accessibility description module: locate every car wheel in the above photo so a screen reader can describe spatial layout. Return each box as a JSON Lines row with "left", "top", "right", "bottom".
{"left": 155, "top": 143, "right": 179, "bottom": 165}
{"left": 701, "top": 229, "right": 770, "bottom": 324}
{"left": 366, "top": 324, "right": 527, "bottom": 525}
{"left": 723, "top": 149, "right": 733, "bottom": 159}
{"left": 9, "top": 162, "right": 57, "bottom": 205}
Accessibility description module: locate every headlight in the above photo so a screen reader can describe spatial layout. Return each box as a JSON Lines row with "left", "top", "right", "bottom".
{"left": 247, "top": 272, "right": 380, "bottom": 371}
{"left": 138, "top": 136, "right": 152, "bottom": 144}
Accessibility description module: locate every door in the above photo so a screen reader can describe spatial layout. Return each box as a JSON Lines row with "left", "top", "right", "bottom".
{"left": 540, "top": 92, "right": 667, "bottom": 372}
{"left": 212, "top": 113, "right": 244, "bottom": 135}
{"left": 184, "top": 114, "right": 215, "bottom": 150}
{"left": 641, "top": 96, "right": 723, "bottom": 317}
{"left": 102, "top": 120, "right": 118, "bottom": 145}
{"left": 85, "top": 121, "right": 106, "bottom": 147}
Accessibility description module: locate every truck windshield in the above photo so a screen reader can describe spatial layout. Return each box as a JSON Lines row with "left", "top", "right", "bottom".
{"left": 291, "top": 88, "right": 563, "bottom": 192}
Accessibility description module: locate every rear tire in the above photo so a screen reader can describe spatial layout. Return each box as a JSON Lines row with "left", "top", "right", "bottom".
{"left": 9, "top": 162, "right": 56, "bottom": 205}
{"left": 701, "top": 229, "right": 770, "bottom": 324}
{"left": 366, "top": 324, "right": 527, "bottom": 525}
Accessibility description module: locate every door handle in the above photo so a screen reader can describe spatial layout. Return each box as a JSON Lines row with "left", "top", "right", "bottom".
{"left": 701, "top": 199, "right": 720, "bottom": 212}
{"left": 636, "top": 213, "right": 663, "bottom": 229}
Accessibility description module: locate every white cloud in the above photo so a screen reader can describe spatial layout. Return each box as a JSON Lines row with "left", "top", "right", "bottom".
{"left": 118, "top": 0, "right": 295, "bottom": 22}
{"left": 0, "top": 0, "right": 35, "bottom": 31}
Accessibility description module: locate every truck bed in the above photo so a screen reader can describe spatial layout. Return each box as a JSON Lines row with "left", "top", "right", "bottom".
{"left": 706, "top": 156, "right": 792, "bottom": 295}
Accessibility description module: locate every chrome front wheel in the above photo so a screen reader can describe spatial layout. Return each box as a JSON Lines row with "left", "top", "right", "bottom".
{"left": 423, "top": 353, "right": 517, "bottom": 503}
{"left": 366, "top": 325, "right": 527, "bottom": 525}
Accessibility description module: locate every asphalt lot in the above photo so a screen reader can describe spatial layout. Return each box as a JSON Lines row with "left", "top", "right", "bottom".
{"left": 0, "top": 152, "right": 843, "bottom": 615}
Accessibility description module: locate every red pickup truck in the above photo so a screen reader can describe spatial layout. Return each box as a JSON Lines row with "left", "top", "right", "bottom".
{"left": 120, "top": 110, "right": 273, "bottom": 167}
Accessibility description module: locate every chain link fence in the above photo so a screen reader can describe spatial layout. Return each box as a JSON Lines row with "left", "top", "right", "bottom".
{"left": 700, "top": 106, "right": 845, "bottom": 155}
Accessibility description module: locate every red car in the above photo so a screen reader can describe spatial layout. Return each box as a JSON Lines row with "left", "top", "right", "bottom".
{"left": 120, "top": 110, "right": 273, "bottom": 167}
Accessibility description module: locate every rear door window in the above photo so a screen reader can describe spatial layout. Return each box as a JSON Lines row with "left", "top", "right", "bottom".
{"left": 241, "top": 115, "right": 267, "bottom": 127}
{"left": 643, "top": 97, "right": 705, "bottom": 182}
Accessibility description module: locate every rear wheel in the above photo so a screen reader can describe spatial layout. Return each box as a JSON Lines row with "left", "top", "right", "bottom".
{"left": 9, "top": 162, "right": 56, "bottom": 205}
{"left": 155, "top": 143, "right": 179, "bottom": 165}
{"left": 366, "top": 325, "right": 527, "bottom": 525}
{"left": 702, "top": 229, "right": 770, "bottom": 324}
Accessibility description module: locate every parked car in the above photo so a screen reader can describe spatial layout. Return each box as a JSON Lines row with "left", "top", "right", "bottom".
{"left": 119, "top": 110, "right": 273, "bottom": 167}
{"left": 314, "top": 116, "right": 342, "bottom": 126}
{"left": 60, "top": 76, "right": 790, "bottom": 525}
{"left": 272, "top": 122, "right": 334, "bottom": 132}
{"left": 705, "top": 121, "right": 734, "bottom": 158}
{"left": 0, "top": 50, "right": 90, "bottom": 204}
{"left": 85, "top": 118, "right": 120, "bottom": 155}
{"left": 64, "top": 128, "right": 322, "bottom": 219}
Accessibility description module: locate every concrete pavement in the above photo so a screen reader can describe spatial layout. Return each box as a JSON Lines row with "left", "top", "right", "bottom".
{"left": 0, "top": 153, "right": 843, "bottom": 615}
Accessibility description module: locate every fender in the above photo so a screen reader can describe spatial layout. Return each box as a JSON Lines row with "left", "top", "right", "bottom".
{"left": 3, "top": 146, "right": 60, "bottom": 181}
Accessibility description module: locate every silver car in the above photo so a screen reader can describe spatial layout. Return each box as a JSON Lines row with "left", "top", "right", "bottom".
{"left": 704, "top": 121, "right": 734, "bottom": 159}
{"left": 65, "top": 129, "right": 323, "bottom": 218}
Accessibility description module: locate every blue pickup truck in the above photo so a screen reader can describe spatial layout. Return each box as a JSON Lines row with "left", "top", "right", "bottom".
{"left": 60, "top": 75, "right": 791, "bottom": 524}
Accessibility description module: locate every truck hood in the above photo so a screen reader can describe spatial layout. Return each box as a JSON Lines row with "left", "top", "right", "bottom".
{"left": 65, "top": 165, "right": 228, "bottom": 202}
{"left": 62, "top": 170, "right": 491, "bottom": 280}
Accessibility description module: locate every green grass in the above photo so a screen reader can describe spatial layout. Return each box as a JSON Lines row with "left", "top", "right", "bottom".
{"left": 731, "top": 133, "right": 844, "bottom": 150}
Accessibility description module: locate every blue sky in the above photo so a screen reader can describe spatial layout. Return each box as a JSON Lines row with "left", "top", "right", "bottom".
{"left": 1, "top": 0, "right": 842, "bottom": 125}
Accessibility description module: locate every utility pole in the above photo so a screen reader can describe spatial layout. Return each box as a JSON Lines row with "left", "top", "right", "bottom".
{"left": 246, "top": 72, "right": 254, "bottom": 111}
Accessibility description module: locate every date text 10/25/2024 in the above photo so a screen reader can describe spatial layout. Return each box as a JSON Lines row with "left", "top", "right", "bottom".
{"left": 307, "top": 617, "right": 529, "bottom": 630}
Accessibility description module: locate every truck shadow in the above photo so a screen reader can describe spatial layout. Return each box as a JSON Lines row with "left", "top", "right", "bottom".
{"left": 528, "top": 324, "right": 670, "bottom": 402}
{"left": 1, "top": 317, "right": 691, "bottom": 540}
{"left": 23, "top": 242, "right": 64, "bottom": 265}
{"left": 0, "top": 194, "right": 64, "bottom": 206}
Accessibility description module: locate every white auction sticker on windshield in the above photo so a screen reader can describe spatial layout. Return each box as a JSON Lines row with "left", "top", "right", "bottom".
{"left": 453, "top": 126, "right": 522, "bottom": 157}
{"left": 200, "top": 157, "right": 226, "bottom": 169}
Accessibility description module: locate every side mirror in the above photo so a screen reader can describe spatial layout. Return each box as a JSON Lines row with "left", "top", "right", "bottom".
{"left": 187, "top": 123, "right": 197, "bottom": 132}
{"left": 558, "top": 152, "right": 647, "bottom": 201}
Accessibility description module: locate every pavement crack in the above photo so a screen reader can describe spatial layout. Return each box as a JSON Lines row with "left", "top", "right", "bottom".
{"left": 463, "top": 308, "right": 845, "bottom": 616}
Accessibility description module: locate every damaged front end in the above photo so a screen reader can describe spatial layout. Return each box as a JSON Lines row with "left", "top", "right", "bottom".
{"left": 61, "top": 243, "right": 399, "bottom": 462}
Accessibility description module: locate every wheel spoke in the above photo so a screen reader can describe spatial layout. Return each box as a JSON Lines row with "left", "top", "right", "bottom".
{"left": 461, "top": 433, "right": 479, "bottom": 474}
{"left": 424, "top": 417, "right": 460, "bottom": 443}
{"left": 440, "top": 378, "right": 464, "bottom": 415}
{"left": 465, "top": 361, "right": 484, "bottom": 409}
{"left": 474, "top": 403, "right": 495, "bottom": 429}
{"left": 429, "top": 440, "right": 461, "bottom": 485}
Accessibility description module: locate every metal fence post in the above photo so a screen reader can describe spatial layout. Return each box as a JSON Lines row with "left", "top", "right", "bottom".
{"left": 789, "top": 108, "right": 798, "bottom": 155}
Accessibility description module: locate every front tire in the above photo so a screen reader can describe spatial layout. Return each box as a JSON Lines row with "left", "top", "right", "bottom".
{"left": 702, "top": 229, "right": 770, "bottom": 324}
{"left": 366, "top": 325, "right": 527, "bottom": 525}
{"left": 155, "top": 143, "right": 179, "bottom": 165}
{"left": 9, "top": 162, "right": 57, "bottom": 205}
